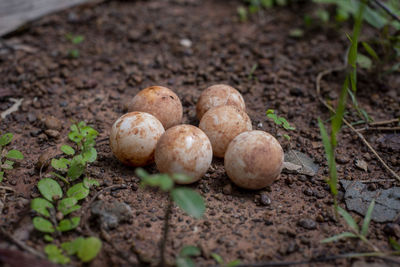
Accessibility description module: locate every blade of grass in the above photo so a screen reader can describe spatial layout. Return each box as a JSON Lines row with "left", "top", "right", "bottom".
{"left": 361, "top": 199, "right": 375, "bottom": 237}
{"left": 337, "top": 206, "right": 359, "bottom": 233}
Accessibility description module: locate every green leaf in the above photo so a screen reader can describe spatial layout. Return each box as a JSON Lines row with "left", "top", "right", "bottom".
{"left": 176, "top": 257, "right": 195, "bottom": 267}
{"left": 141, "top": 174, "right": 174, "bottom": 191}
{"left": 0, "top": 171, "right": 3, "bottom": 182}
{"left": 171, "top": 188, "right": 205, "bottom": 219}
{"left": 78, "top": 121, "right": 86, "bottom": 128}
{"left": 61, "top": 145, "right": 75, "bottom": 156}
{"left": 77, "top": 237, "right": 102, "bottom": 262}
{"left": 321, "top": 232, "right": 358, "bottom": 243}
{"left": 356, "top": 53, "right": 372, "bottom": 69}
{"left": 33, "top": 217, "right": 54, "bottom": 233}
{"left": 361, "top": 42, "right": 379, "bottom": 61}
{"left": 6, "top": 149, "right": 23, "bottom": 160}
{"left": 331, "top": 75, "right": 349, "bottom": 146}
{"left": 237, "top": 7, "right": 247, "bottom": 22}
{"left": 68, "top": 131, "right": 83, "bottom": 144}
{"left": 179, "top": 246, "right": 201, "bottom": 257}
{"left": 68, "top": 49, "right": 80, "bottom": 58}
{"left": 50, "top": 172, "right": 69, "bottom": 184}
{"left": 135, "top": 168, "right": 149, "bottom": 179}
{"left": 67, "top": 155, "right": 85, "bottom": 180}
{"left": 361, "top": 199, "right": 375, "bottom": 237}
{"left": 227, "top": 259, "right": 241, "bottom": 267}
{"left": 83, "top": 177, "right": 100, "bottom": 189}
{"left": 67, "top": 183, "right": 89, "bottom": 200}
{"left": 38, "top": 178, "right": 63, "bottom": 202}
{"left": 57, "top": 197, "right": 80, "bottom": 216}
{"left": 266, "top": 109, "right": 274, "bottom": 115}
{"left": 318, "top": 118, "right": 338, "bottom": 196}
{"left": 45, "top": 244, "right": 70, "bottom": 264}
{"left": 1, "top": 160, "right": 14, "bottom": 170}
{"left": 289, "top": 29, "right": 304, "bottom": 38}
{"left": 61, "top": 237, "right": 84, "bottom": 255}
{"left": 211, "top": 253, "right": 224, "bottom": 264}
{"left": 337, "top": 206, "right": 359, "bottom": 233}
{"left": 172, "top": 173, "right": 194, "bottom": 184}
{"left": 316, "top": 9, "right": 330, "bottom": 23}
{"left": 70, "top": 124, "right": 78, "bottom": 133}
{"left": 44, "top": 234, "right": 54, "bottom": 242}
{"left": 57, "top": 217, "right": 80, "bottom": 232}
{"left": 51, "top": 158, "right": 69, "bottom": 171}
{"left": 0, "top": 133, "right": 13, "bottom": 146}
{"left": 389, "top": 237, "right": 400, "bottom": 251}
{"left": 31, "top": 198, "right": 54, "bottom": 217}
{"left": 72, "top": 35, "right": 84, "bottom": 44}
{"left": 81, "top": 126, "right": 98, "bottom": 138}
{"left": 83, "top": 147, "right": 97, "bottom": 163}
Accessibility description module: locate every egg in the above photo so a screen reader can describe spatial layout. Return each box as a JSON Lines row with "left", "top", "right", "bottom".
{"left": 224, "top": 131, "right": 284, "bottom": 190}
{"left": 196, "top": 84, "right": 246, "bottom": 120}
{"left": 155, "top": 125, "right": 213, "bottom": 184}
{"left": 199, "top": 105, "right": 252, "bottom": 157}
{"left": 128, "top": 86, "right": 183, "bottom": 129}
{"left": 109, "top": 112, "right": 165, "bottom": 166}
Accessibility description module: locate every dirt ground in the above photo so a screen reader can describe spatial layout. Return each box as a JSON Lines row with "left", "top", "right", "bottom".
{"left": 0, "top": 0, "right": 399, "bottom": 266}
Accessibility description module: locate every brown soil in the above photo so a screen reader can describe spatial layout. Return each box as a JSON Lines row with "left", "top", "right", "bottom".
{"left": 0, "top": 0, "right": 399, "bottom": 266}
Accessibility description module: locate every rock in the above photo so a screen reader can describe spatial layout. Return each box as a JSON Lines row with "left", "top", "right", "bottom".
{"left": 44, "top": 116, "right": 62, "bottom": 131}
{"left": 259, "top": 193, "right": 271, "bottom": 206}
{"left": 355, "top": 159, "right": 368, "bottom": 172}
{"left": 336, "top": 154, "right": 350, "bottom": 164}
{"left": 341, "top": 180, "right": 400, "bottom": 223}
{"left": 45, "top": 129, "right": 60, "bottom": 139}
{"left": 27, "top": 112, "right": 37, "bottom": 123}
{"left": 91, "top": 200, "right": 133, "bottom": 230}
{"left": 383, "top": 223, "right": 400, "bottom": 238}
{"left": 36, "top": 150, "right": 54, "bottom": 170}
{"left": 222, "top": 183, "right": 232, "bottom": 195}
{"left": 298, "top": 218, "right": 317, "bottom": 230}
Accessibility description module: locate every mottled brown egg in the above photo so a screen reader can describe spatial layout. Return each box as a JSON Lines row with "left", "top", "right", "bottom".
{"left": 110, "top": 112, "right": 165, "bottom": 166}
{"left": 155, "top": 125, "right": 213, "bottom": 184}
{"left": 196, "top": 84, "right": 245, "bottom": 120}
{"left": 199, "top": 105, "right": 252, "bottom": 157}
{"left": 128, "top": 86, "right": 183, "bottom": 129}
{"left": 224, "top": 131, "right": 283, "bottom": 190}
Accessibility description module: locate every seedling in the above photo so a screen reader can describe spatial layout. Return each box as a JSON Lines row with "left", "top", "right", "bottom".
{"left": 248, "top": 63, "right": 258, "bottom": 80}
{"left": 266, "top": 109, "right": 295, "bottom": 140}
{"left": 0, "top": 132, "right": 23, "bottom": 182}
{"left": 65, "top": 33, "right": 84, "bottom": 58}
{"left": 31, "top": 122, "right": 101, "bottom": 264}
{"left": 136, "top": 169, "right": 205, "bottom": 266}
{"left": 176, "top": 245, "right": 201, "bottom": 267}
{"left": 211, "top": 253, "right": 241, "bottom": 267}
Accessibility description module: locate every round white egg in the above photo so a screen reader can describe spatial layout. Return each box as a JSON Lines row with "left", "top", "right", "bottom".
{"left": 155, "top": 125, "right": 213, "bottom": 184}
{"left": 109, "top": 112, "right": 165, "bottom": 166}
{"left": 224, "top": 131, "right": 284, "bottom": 190}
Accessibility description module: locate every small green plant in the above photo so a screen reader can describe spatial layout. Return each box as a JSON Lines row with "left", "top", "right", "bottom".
{"left": 65, "top": 33, "right": 84, "bottom": 58}
{"left": 211, "top": 253, "right": 241, "bottom": 267}
{"left": 248, "top": 63, "right": 258, "bottom": 80}
{"left": 136, "top": 169, "right": 206, "bottom": 266}
{"left": 0, "top": 132, "right": 23, "bottom": 182}
{"left": 31, "top": 122, "right": 101, "bottom": 264}
{"left": 322, "top": 200, "right": 375, "bottom": 245}
{"left": 176, "top": 245, "right": 201, "bottom": 267}
{"left": 266, "top": 109, "right": 295, "bottom": 140}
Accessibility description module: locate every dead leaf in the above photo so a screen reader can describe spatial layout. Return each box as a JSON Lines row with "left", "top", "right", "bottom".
{"left": 355, "top": 159, "right": 368, "bottom": 172}
{"left": 283, "top": 150, "right": 319, "bottom": 176}
{"left": 340, "top": 180, "right": 400, "bottom": 223}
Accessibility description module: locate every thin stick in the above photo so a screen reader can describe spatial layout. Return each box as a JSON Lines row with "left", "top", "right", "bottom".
{"left": 372, "top": 0, "right": 400, "bottom": 23}
{"left": 356, "top": 126, "right": 400, "bottom": 132}
{"left": 0, "top": 227, "right": 45, "bottom": 259}
{"left": 369, "top": 118, "right": 399, "bottom": 126}
{"left": 360, "top": 179, "right": 396, "bottom": 183}
{"left": 316, "top": 67, "right": 400, "bottom": 182}
{"left": 159, "top": 197, "right": 173, "bottom": 267}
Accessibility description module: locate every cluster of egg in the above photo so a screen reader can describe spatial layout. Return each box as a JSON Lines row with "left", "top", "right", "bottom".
{"left": 109, "top": 85, "right": 283, "bottom": 190}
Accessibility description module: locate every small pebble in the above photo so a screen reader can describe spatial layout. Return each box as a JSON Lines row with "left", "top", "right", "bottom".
{"left": 259, "top": 193, "right": 271, "bottom": 206}
{"left": 298, "top": 218, "right": 317, "bottom": 230}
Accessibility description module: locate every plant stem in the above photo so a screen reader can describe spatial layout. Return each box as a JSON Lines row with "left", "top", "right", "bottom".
{"left": 160, "top": 196, "right": 173, "bottom": 267}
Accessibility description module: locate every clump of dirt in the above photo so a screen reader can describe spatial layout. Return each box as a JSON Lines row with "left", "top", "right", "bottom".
{"left": 0, "top": 0, "right": 399, "bottom": 266}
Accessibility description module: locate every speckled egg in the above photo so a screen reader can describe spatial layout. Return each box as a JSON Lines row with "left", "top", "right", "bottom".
{"left": 199, "top": 105, "right": 252, "bottom": 157}
{"left": 109, "top": 112, "right": 165, "bottom": 166}
{"left": 155, "top": 125, "right": 213, "bottom": 184}
{"left": 224, "top": 131, "right": 284, "bottom": 190}
{"left": 196, "top": 84, "right": 246, "bottom": 120}
{"left": 128, "top": 86, "right": 183, "bottom": 129}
